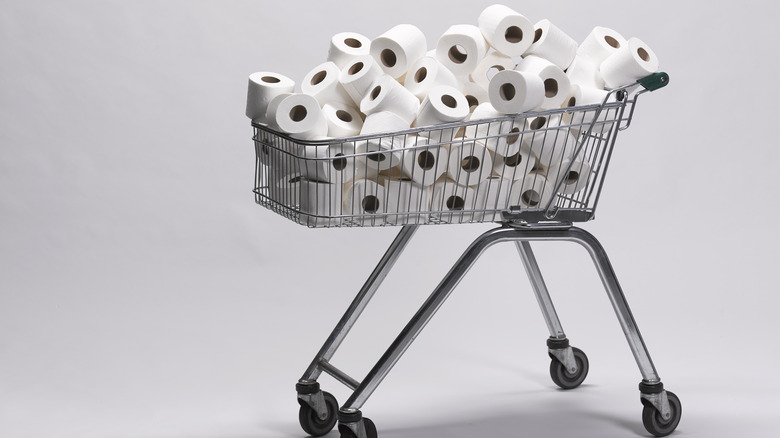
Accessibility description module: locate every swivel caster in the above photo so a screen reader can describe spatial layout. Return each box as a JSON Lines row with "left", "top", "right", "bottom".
{"left": 296, "top": 383, "right": 338, "bottom": 437}
{"left": 549, "top": 346, "right": 589, "bottom": 389}
{"left": 641, "top": 389, "right": 682, "bottom": 437}
{"left": 338, "top": 410, "right": 378, "bottom": 438}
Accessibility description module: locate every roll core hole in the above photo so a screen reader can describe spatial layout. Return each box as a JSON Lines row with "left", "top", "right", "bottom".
{"left": 544, "top": 79, "right": 558, "bottom": 98}
{"left": 336, "top": 110, "right": 353, "bottom": 123}
{"left": 461, "top": 156, "right": 480, "bottom": 172}
{"left": 448, "top": 45, "right": 468, "bottom": 64}
{"left": 486, "top": 65, "right": 504, "bottom": 81}
{"left": 446, "top": 195, "right": 465, "bottom": 210}
{"left": 367, "top": 152, "right": 386, "bottom": 162}
{"left": 417, "top": 151, "right": 435, "bottom": 170}
{"left": 310, "top": 70, "right": 327, "bottom": 86}
{"left": 504, "top": 152, "right": 523, "bottom": 167}
{"left": 348, "top": 62, "right": 364, "bottom": 75}
{"left": 499, "top": 83, "right": 516, "bottom": 101}
{"left": 465, "top": 95, "right": 479, "bottom": 111}
{"left": 362, "top": 195, "right": 380, "bottom": 213}
{"left": 505, "top": 26, "right": 523, "bottom": 43}
{"left": 521, "top": 190, "right": 541, "bottom": 207}
{"left": 534, "top": 28, "right": 543, "bottom": 43}
{"left": 604, "top": 35, "right": 620, "bottom": 49}
{"left": 565, "top": 171, "right": 579, "bottom": 184}
{"left": 344, "top": 38, "right": 362, "bottom": 48}
{"left": 289, "top": 105, "right": 307, "bottom": 122}
{"left": 506, "top": 127, "right": 521, "bottom": 144}
{"left": 567, "top": 97, "right": 577, "bottom": 107}
{"left": 380, "top": 49, "right": 397, "bottom": 68}
{"left": 415, "top": 67, "right": 428, "bottom": 83}
{"left": 332, "top": 153, "right": 348, "bottom": 171}
{"left": 530, "top": 117, "right": 547, "bottom": 130}
{"left": 288, "top": 176, "right": 303, "bottom": 184}
{"left": 637, "top": 47, "right": 650, "bottom": 62}
{"left": 370, "top": 86, "right": 382, "bottom": 100}
{"left": 441, "top": 94, "right": 457, "bottom": 108}
{"left": 261, "top": 76, "right": 280, "bottom": 83}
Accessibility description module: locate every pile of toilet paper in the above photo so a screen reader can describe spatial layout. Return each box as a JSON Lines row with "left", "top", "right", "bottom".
{"left": 247, "top": 4, "right": 660, "bottom": 225}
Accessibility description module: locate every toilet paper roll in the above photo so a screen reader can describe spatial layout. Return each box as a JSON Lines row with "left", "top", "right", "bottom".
{"left": 429, "top": 179, "right": 478, "bottom": 223}
{"left": 401, "top": 136, "right": 449, "bottom": 187}
{"left": 343, "top": 178, "right": 387, "bottom": 223}
{"left": 600, "top": 37, "right": 660, "bottom": 89}
{"left": 370, "top": 24, "right": 428, "bottom": 79}
{"left": 462, "top": 81, "right": 489, "bottom": 114}
{"left": 382, "top": 178, "right": 430, "bottom": 224}
{"left": 524, "top": 114, "right": 577, "bottom": 168}
{"left": 492, "top": 147, "right": 537, "bottom": 180}
{"left": 547, "top": 158, "right": 592, "bottom": 195}
{"left": 577, "top": 26, "right": 628, "bottom": 66}
{"left": 246, "top": 72, "right": 295, "bottom": 124}
{"left": 404, "top": 56, "right": 461, "bottom": 101}
{"left": 477, "top": 4, "right": 535, "bottom": 57}
{"left": 436, "top": 24, "right": 489, "bottom": 77}
{"left": 299, "top": 179, "right": 344, "bottom": 226}
{"left": 463, "top": 102, "right": 523, "bottom": 157}
{"left": 516, "top": 55, "right": 571, "bottom": 109}
{"left": 302, "top": 62, "right": 354, "bottom": 108}
{"left": 267, "top": 93, "right": 328, "bottom": 140}
{"left": 475, "top": 177, "right": 513, "bottom": 221}
{"left": 564, "top": 85, "right": 616, "bottom": 135}
{"left": 360, "top": 75, "right": 421, "bottom": 125}
{"left": 510, "top": 172, "right": 555, "bottom": 209}
{"left": 413, "top": 85, "right": 470, "bottom": 127}
{"left": 328, "top": 32, "right": 371, "bottom": 69}
{"left": 340, "top": 55, "right": 385, "bottom": 107}
{"left": 300, "top": 143, "right": 365, "bottom": 183}
{"left": 272, "top": 172, "right": 303, "bottom": 207}
{"left": 357, "top": 111, "right": 409, "bottom": 171}
{"left": 488, "top": 69, "right": 545, "bottom": 114}
{"left": 446, "top": 139, "right": 494, "bottom": 187}
{"left": 566, "top": 56, "right": 605, "bottom": 90}
{"left": 322, "top": 104, "right": 363, "bottom": 138}
{"left": 525, "top": 19, "right": 578, "bottom": 70}
{"left": 469, "top": 52, "right": 516, "bottom": 90}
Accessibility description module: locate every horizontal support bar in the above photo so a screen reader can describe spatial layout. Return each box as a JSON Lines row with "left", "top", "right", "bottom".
{"left": 319, "top": 359, "right": 360, "bottom": 391}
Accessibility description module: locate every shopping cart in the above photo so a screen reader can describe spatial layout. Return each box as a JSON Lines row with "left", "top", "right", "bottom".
{"left": 252, "top": 72, "right": 680, "bottom": 438}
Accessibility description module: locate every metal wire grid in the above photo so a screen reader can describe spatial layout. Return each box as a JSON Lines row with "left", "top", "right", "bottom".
{"left": 253, "top": 95, "right": 636, "bottom": 228}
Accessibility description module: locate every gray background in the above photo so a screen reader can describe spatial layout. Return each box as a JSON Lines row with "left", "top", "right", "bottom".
{"left": 2, "top": 1, "right": 779, "bottom": 437}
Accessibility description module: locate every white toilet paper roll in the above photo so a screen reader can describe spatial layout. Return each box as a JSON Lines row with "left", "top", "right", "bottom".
{"left": 272, "top": 172, "right": 303, "bottom": 207}
{"left": 446, "top": 139, "right": 494, "bottom": 187}
{"left": 577, "top": 26, "right": 628, "bottom": 66}
{"left": 429, "top": 179, "right": 478, "bottom": 223}
{"left": 524, "top": 114, "right": 577, "bottom": 168}
{"left": 413, "top": 85, "right": 470, "bottom": 127}
{"left": 246, "top": 72, "right": 295, "bottom": 124}
{"left": 463, "top": 102, "right": 523, "bottom": 157}
{"left": 564, "top": 85, "right": 616, "bottom": 135}
{"left": 475, "top": 176, "right": 513, "bottom": 221}
{"left": 382, "top": 178, "right": 430, "bottom": 224}
{"left": 600, "top": 37, "right": 660, "bottom": 89}
{"left": 462, "top": 81, "right": 489, "bottom": 114}
{"left": 340, "top": 55, "right": 385, "bottom": 107}
{"left": 302, "top": 62, "right": 354, "bottom": 108}
{"left": 357, "top": 111, "right": 409, "bottom": 170}
{"left": 299, "top": 179, "right": 344, "bottom": 226}
{"left": 488, "top": 69, "right": 545, "bottom": 114}
{"left": 435, "top": 24, "right": 489, "bottom": 77}
{"left": 566, "top": 56, "right": 605, "bottom": 90}
{"left": 525, "top": 19, "right": 578, "bottom": 70}
{"left": 401, "top": 136, "right": 449, "bottom": 187}
{"left": 328, "top": 32, "right": 371, "bottom": 69}
{"left": 404, "top": 56, "right": 461, "bottom": 101}
{"left": 360, "top": 75, "right": 421, "bottom": 125}
{"left": 547, "top": 158, "right": 592, "bottom": 195}
{"left": 343, "top": 178, "right": 387, "bottom": 223}
{"left": 300, "top": 143, "right": 365, "bottom": 183}
{"left": 477, "top": 4, "right": 534, "bottom": 57}
{"left": 510, "top": 172, "right": 555, "bottom": 209}
{"left": 267, "top": 93, "right": 328, "bottom": 140}
{"left": 469, "top": 52, "right": 516, "bottom": 90}
{"left": 370, "top": 24, "right": 428, "bottom": 79}
{"left": 492, "top": 147, "right": 537, "bottom": 180}
{"left": 516, "top": 55, "right": 571, "bottom": 109}
{"left": 322, "top": 104, "right": 363, "bottom": 138}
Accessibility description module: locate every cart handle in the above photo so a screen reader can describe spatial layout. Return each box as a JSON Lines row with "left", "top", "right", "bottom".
{"left": 637, "top": 72, "right": 669, "bottom": 91}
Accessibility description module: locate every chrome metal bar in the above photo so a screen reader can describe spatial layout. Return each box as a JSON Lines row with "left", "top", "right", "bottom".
{"left": 515, "top": 241, "right": 566, "bottom": 339}
{"left": 299, "top": 225, "right": 419, "bottom": 382}
{"left": 318, "top": 359, "right": 360, "bottom": 391}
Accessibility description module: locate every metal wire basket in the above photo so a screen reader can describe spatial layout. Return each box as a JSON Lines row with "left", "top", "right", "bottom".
{"left": 253, "top": 73, "right": 667, "bottom": 227}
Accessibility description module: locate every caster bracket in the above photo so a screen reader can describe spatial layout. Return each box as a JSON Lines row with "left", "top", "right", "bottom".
{"left": 297, "top": 390, "right": 329, "bottom": 421}
{"left": 641, "top": 390, "right": 672, "bottom": 421}
{"left": 549, "top": 346, "right": 578, "bottom": 374}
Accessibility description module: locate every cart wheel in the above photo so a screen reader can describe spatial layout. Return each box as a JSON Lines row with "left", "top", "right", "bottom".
{"left": 549, "top": 347, "right": 589, "bottom": 389}
{"left": 642, "top": 391, "right": 682, "bottom": 437}
{"left": 298, "top": 391, "right": 338, "bottom": 437}
{"left": 338, "top": 417, "right": 377, "bottom": 438}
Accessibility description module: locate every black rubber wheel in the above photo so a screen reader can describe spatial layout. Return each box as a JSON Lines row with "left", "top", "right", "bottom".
{"left": 642, "top": 391, "right": 682, "bottom": 437}
{"left": 338, "top": 417, "right": 377, "bottom": 438}
{"left": 298, "top": 391, "right": 338, "bottom": 437}
{"left": 549, "top": 347, "right": 589, "bottom": 389}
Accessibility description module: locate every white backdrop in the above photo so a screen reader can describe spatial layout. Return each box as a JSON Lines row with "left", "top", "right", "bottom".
{"left": 2, "top": 1, "right": 779, "bottom": 437}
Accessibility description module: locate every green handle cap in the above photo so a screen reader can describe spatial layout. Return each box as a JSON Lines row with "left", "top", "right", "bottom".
{"left": 638, "top": 72, "right": 669, "bottom": 91}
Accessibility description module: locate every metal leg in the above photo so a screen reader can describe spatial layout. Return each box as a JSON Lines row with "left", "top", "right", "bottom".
{"left": 299, "top": 225, "right": 419, "bottom": 384}
{"left": 515, "top": 241, "right": 566, "bottom": 339}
